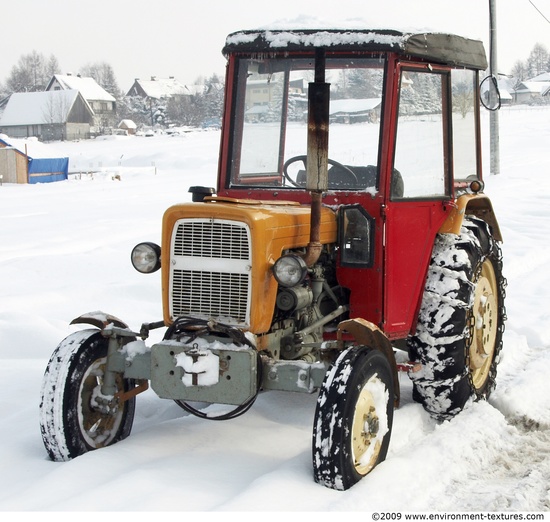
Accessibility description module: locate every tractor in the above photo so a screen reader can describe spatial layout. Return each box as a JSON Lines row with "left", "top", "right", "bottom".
{"left": 39, "top": 28, "right": 506, "bottom": 490}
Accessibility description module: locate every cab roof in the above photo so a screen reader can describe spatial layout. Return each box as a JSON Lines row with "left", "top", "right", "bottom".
{"left": 223, "top": 28, "right": 488, "bottom": 70}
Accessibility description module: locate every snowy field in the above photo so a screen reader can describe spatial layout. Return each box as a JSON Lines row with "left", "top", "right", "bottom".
{"left": 1, "top": 105, "right": 549, "bottom": 513}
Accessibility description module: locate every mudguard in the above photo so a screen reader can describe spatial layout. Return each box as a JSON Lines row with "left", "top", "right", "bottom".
{"left": 337, "top": 318, "right": 400, "bottom": 407}
{"left": 70, "top": 311, "right": 129, "bottom": 330}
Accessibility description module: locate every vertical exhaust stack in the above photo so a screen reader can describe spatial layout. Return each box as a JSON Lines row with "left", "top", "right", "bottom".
{"left": 303, "top": 48, "right": 330, "bottom": 267}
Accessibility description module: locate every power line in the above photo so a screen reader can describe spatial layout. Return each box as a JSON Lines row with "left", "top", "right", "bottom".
{"left": 529, "top": 0, "right": 550, "bottom": 24}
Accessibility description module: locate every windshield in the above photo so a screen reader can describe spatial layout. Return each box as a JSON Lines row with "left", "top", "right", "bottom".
{"left": 228, "top": 56, "right": 385, "bottom": 192}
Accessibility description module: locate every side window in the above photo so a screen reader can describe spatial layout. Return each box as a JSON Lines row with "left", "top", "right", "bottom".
{"left": 339, "top": 205, "right": 375, "bottom": 267}
{"left": 452, "top": 69, "right": 478, "bottom": 180}
{"left": 393, "top": 68, "right": 449, "bottom": 199}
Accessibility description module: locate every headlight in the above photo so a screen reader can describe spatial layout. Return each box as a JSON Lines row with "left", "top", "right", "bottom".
{"left": 272, "top": 255, "right": 308, "bottom": 287}
{"left": 131, "top": 242, "right": 161, "bottom": 273}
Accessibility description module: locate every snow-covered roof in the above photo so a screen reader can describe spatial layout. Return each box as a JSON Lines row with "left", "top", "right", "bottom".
{"left": 0, "top": 90, "right": 85, "bottom": 126}
{"left": 127, "top": 77, "right": 202, "bottom": 99}
{"left": 515, "top": 81, "right": 550, "bottom": 94}
{"left": 0, "top": 134, "right": 65, "bottom": 158}
{"left": 119, "top": 119, "right": 137, "bottom": 129}
{"left": 529, "top": 71, "right": 550, "bottom": 82}
{"left": 330, "top": 98, "right": 381, "bottom": 115}
{"left": 47, "top": 74, "right": 116, "bottom": 102}
{"left": 223, "top": 29, "right": 488, "bottom": 70}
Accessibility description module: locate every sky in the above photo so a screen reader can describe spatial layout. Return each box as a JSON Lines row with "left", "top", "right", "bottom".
{"left": 3, "top": 0, "right": 550, "bottom": 91}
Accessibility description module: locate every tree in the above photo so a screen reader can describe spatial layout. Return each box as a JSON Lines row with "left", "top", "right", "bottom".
{"left": 79, "top": 62, "right": 121, "bottom": 98}
{"left": 165, "top": 73, "right": 224, "bottom": 127}
{"left": 6, "top": 51, "right": 59, "bottom": 93}
{"left": 527, "top": 43, "right": 550, "bottom": 77}
{"left": 510, "top": 60, "right": 529, "bottom": 84}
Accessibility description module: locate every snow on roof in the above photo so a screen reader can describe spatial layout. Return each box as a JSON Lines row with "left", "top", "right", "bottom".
{"left": 330, "top": 98, "right": 381, "bottom": 115}
{"left": 0, "top": 134, "right": 65, "bottom": 159}
{"left": 223, "top": 28, "right": 488, "bottom": 70}
{"left": 129, "top": 77, "right": 202, "bottom": 99}
{"left": 0, "top": 90, "right": 81, "bottom": 126}
{"left": 529, "top": 72, "right": 550, "bottom": 82}
{"left": 516, "top": 81, "right": 550, "bottom": 94}
{"left": 49, "top": 74, "right": 116, "bottom": 102}
{"left": 119, "top": 119, "right": 137, "bottom": 128}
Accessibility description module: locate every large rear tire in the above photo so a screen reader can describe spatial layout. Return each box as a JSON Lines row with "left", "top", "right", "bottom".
{"left": 312, "top": 346, "right": 394, "bottom": 490}
{"left": 408, "top": 217, "right": 506, "bottom": 420}
{"left": 39, "top": 329, "right": 136, "bottom": 461}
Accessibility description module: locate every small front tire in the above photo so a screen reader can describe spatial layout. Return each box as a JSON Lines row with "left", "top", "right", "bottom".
{"left": 312, "top": 347, "right": 394, "bottom": 490}
{"left": 39, "top": 329, "right": 136, "bottom": 461}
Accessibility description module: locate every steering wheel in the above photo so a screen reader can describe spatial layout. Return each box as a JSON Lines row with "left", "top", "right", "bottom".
{"left": 283, "top": 155, "right": 359, "bottom": 188}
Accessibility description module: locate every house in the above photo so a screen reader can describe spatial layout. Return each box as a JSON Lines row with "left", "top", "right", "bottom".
{"left": 46, "top": 74, "right": 117, "bottom": 128}
{"left": 481, "top": 75, "right": 514, "bottom": 106}
{"left": 126, "top": 76, "right": 200, "bottom": 101}
{"left": 330, "top": 98, "right": 382, "bottom": 124}
{"left": 0, "top": 90, "right": 94, "bottom": 141}
{"left": 0, "top": 135, "right": 69, "bottom": 184}
{"left": 513, "top": 81, "right": 550, "bottom": 103}
{"left": 513, "top": 72, "right": 550, "bottom": 104}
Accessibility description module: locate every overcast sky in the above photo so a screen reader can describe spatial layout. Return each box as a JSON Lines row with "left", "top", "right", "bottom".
{"left": 3, "top": 0, "right": 550, "bottom": 91}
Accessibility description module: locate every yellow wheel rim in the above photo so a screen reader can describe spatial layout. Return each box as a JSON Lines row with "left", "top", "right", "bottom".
{"left": 351, "top": 375, "right": 385, "bottom": 475}
{"left": 469, "top": 259, "right": 498, "bottom": 390}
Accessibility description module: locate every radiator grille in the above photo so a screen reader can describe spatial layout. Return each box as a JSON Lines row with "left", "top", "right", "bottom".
{"left": 169, "top": 219, "right": 251, "bottom": 325}
{"left": 173, "top": 221, "right": 249, "bottom": 259}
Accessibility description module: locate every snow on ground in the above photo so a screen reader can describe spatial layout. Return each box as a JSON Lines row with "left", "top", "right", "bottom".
{"left": 0, "top": 107, "right": 549, "bottom": 513}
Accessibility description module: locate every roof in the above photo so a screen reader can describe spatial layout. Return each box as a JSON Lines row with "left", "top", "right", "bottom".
{"left": 330, "top": 98, "right": 381, "bottom": 115}
{"left": 0, "top": 134, "right": 66, "bottom": 159}
{"left": 515, "top": 81, "right": 550, "bottom": 94}
{"left": 127, "top": 77, "right": 201, "bottom": 99}
{"left": 119, "top": 119, "right": 137, "bottom": 129}
{"left": 0, "top": 90, "right": 88, "bottom": 126}
{"left": 529, "top": 72, "right": 550, "bottom": 82}
{"left": 223, "top": 29, "right": 488, "bottom": 70}
{"left": 47, "top": 74, "right": 116, "bottom": 102}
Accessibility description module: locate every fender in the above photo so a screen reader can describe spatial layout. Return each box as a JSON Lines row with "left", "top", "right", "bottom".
{"left": 337, "top": 318, "right": 400, "bottom": 407}
{"left": 439, "top": 194, "right": 503, "bottom": 241}
{"left": 70, "top": 311, "right": 129, "bottom": 330}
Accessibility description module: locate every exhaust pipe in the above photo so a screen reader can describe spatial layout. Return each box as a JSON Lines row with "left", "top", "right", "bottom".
{"left": 303, "top": 48, "right": 329, "bottom": 267}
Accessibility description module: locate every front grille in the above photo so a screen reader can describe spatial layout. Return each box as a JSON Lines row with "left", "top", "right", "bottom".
{"left": 173, "top": 221, "right": 249, "bottom": 259}
{"left": 169, "top": 219, "right": 252, "bottom": 325}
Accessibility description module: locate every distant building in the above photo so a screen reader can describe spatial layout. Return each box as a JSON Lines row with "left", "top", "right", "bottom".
{"left": 513, "top": 79, "right": 550, "bottom": 104}
{"left": 126, "top": 76, "right": 202, "bottom": 101}
{"left": 0, "top": 90, "right": 94, "bottom": 141}
{"left": 46, "top": 74, "right": 117, "bottom": 128}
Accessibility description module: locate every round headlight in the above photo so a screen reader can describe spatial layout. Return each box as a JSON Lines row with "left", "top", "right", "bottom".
{"left": 131, "top": 242, "right": 161, "bottom": 273}
{"left": 272, "top": 255, "right": 308, "bottom": 287}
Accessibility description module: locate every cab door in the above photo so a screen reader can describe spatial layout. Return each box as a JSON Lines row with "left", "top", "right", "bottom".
{"left": 382, "top": 63, "right": 453, "bottom": 338}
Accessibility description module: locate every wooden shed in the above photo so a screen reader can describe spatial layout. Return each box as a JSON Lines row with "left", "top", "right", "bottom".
{"left": 0, "top": 146, "right": 28, "bottom": 183}
{"left": 0, "top": 137, "right": 69, "bottom": 184}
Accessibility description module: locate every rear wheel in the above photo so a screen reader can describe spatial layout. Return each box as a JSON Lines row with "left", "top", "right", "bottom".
{"left": 312, "top": 347, "right": 394, "bottom": 490}
{"left": 39, "top": 329, "right": 136, "bottom": 461}
{"left": 408, "top": 217, "right": 506, "bottom": 419}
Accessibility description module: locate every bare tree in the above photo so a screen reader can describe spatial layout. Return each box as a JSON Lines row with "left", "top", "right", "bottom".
{"left": 510, "top": 60, "right": 530, "bottom": 83}
{"left": 6, "top": 51, "right": 59, "bottom": 93}
{"left": 79, "top": 62, "right": 121, "bottom": 97}
{"left": 527, "top": 43, "right": 550, "bottom": 77}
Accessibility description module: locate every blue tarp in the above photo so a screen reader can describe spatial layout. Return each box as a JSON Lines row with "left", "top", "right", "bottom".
{"left": 0, "top": 137, "right": 69, "bottom": 184}
{"left": 28, "top": 157, "right": 69, "bottom": 184}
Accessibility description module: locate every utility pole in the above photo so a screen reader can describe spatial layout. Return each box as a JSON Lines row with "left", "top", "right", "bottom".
{"left": 489, "top": 0, "right": 500, "bottom": 175}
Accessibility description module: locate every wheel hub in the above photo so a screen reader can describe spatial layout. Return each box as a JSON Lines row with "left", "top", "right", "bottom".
{"left": 469, "top": 260, "right": 498, "bottom": 390}
{"left": 351, "top": 381, "right": 383, "bottom": 475}
{"left": 79, "top": 358, "right": 125, "bottom": 448}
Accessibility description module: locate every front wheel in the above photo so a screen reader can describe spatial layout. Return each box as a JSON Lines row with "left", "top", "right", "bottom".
{"left": 312, "top": 347, "right": 394, "bottom": 490}
{"left": 39, "top": 329, "right": 136, "bottom": 461}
